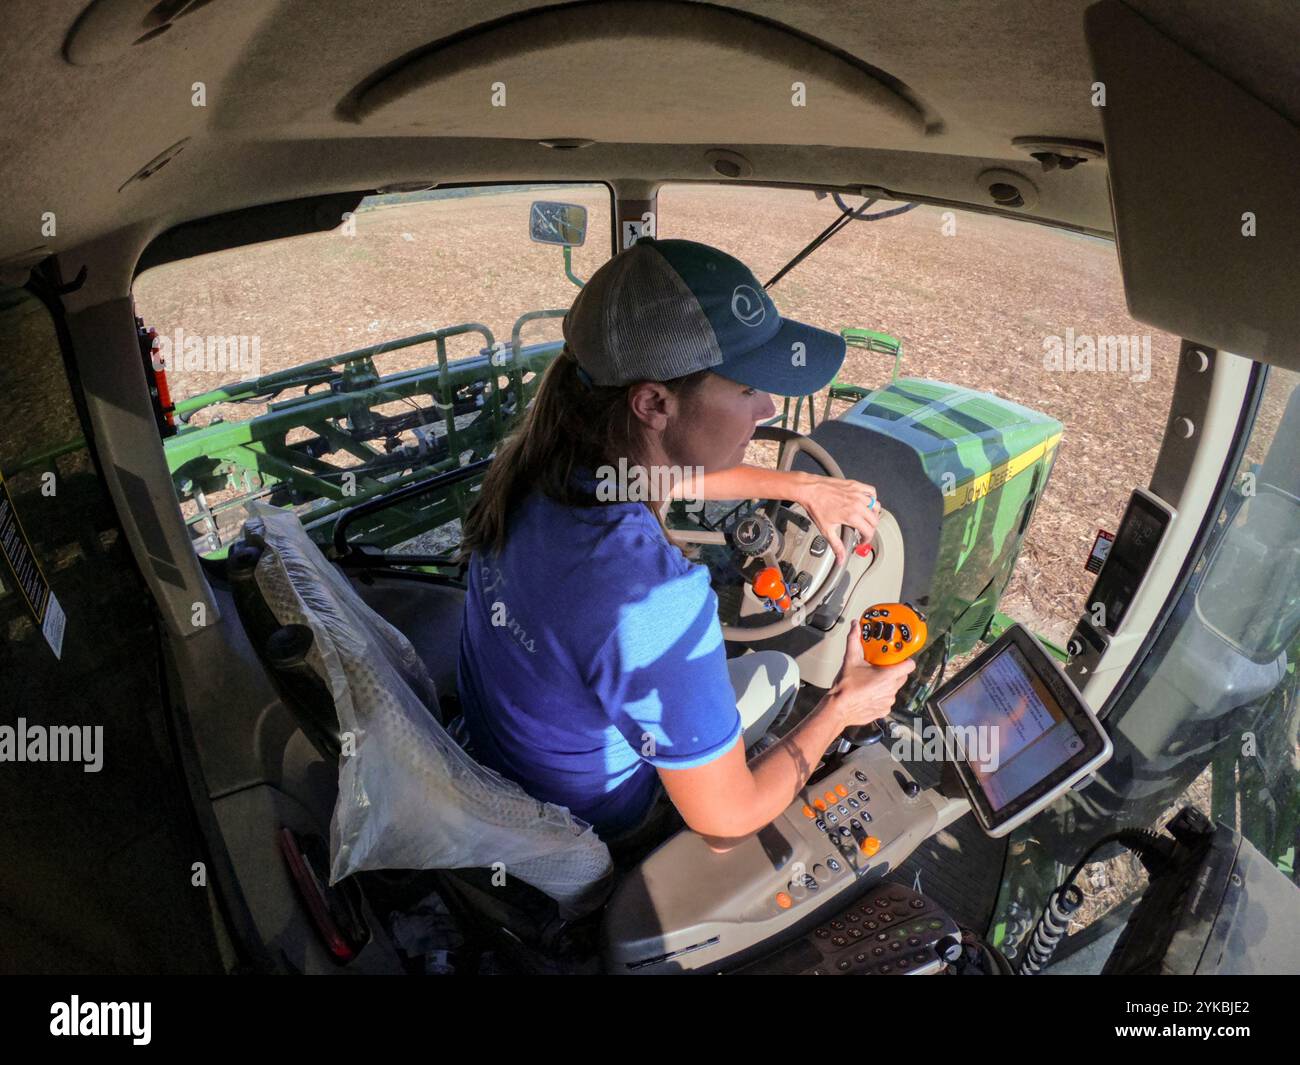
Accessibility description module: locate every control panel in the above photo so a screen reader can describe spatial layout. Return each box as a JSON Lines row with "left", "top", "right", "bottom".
{"left": 733, "top": 881, "right": 962, "bottom": 975}
{"left": 602, "top": 740, "right": 952, "bottom": 974}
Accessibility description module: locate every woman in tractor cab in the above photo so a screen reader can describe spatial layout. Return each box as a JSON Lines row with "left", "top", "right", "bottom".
{"left": 458, "top": 237, "right": 914, "bottom": 855}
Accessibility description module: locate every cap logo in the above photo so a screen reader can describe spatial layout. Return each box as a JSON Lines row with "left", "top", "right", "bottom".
{"left": 730, "top": 284, "right": 766, "bottom": 327}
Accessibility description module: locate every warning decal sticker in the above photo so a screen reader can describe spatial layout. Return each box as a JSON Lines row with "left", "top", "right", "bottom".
{"left": 1085, "top": 528, "right": 1116, "bottom": 575}
{"left": 0, "top": 471, "right": 65, "bottom": 659}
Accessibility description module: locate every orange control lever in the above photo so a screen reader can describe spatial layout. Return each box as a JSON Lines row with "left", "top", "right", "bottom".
{"left": 860, "top": 602, "right": 927, "bottom": 665}
{"left": 753, "top": 566, "right": 792, "bottom": 612}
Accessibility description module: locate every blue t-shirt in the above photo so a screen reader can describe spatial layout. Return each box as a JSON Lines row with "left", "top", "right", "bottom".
{"left": 457, "top": 491, "right": 741, "bottom": 837}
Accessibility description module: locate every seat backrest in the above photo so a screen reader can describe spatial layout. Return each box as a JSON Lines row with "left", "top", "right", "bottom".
{"left": 234, "top": 502, "right": 614, "bottom": 919}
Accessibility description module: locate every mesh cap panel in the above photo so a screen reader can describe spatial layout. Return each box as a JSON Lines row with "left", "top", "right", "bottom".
{"left": 563, "top": 240, "right": 721, "bottom": 385}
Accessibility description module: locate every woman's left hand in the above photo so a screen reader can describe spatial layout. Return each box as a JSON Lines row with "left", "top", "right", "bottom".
{"left": 792, "top": 473, "right": 882, "bottom": 565}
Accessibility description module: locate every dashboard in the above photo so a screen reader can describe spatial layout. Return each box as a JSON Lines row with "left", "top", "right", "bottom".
{"left": 602, "top": 739, "right": 965, "bottom": 973}
{"left": 601, "top": 624, "right": 1111, "bottom": 974}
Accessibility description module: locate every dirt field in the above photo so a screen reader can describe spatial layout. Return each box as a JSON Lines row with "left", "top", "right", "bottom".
{"left": 136, "top": 184, "right": 1194, "bottom": 646}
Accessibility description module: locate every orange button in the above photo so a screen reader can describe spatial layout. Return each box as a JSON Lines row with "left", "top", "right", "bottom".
{"left": 835, "top": 784, "right": 849, "bottom": 797}
{"left": 824, "top": 791, "right": 837, "bottom": 805}
{"left": 813, "top": 799, "right": 827, "bottom": 811}
{"left": 859, "top": 836, "right": 881, "bottom": 856}
{"left": 776, "top": 892, "right": 793, "bottom": 909}
{"left": 802, "top": 805, "right": 816, "bottom": 819}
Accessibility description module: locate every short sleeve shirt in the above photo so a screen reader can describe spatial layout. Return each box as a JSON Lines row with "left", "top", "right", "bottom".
{"left": 457, "top": 491, "right": 741, "bottom": 836}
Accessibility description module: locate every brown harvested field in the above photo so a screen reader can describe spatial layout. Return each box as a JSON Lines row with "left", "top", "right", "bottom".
{"left": 134, "top": 185, "right": 618, "bottom": 387}
{"left": 134, "top": 183, "right": 1291, "bottom": 646}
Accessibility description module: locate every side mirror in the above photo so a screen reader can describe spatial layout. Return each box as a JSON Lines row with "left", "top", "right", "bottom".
{"left": 529, "top": 201, "right": 587, "bottom": 247}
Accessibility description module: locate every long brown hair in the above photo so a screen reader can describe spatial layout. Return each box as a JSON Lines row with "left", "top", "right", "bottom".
{"left": 460, "top": 345, "right": 708, "bottom": 558}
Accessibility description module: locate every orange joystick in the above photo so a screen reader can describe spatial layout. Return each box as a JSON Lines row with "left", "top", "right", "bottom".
{"left": 860, "top": 603, "right": 927, "bottom": 665}
{"left": 753, "top": 566, "right": 792, "bottom": 613}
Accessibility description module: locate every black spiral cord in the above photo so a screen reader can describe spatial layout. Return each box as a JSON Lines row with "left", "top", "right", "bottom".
{"left": 1017, "top": 882, "right": 1085, "bottom": 974}
{"left": 1017, "top": 827, "right": 1174, "bottom": 975}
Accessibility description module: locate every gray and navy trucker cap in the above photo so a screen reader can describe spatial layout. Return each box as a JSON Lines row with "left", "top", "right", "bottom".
{"left": 563, "top": 237, "right": 845, "bottom": 396}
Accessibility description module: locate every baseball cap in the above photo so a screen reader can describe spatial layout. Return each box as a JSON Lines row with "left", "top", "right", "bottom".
{"left": 562, "top": 237, "right": 846, "bottom": 396}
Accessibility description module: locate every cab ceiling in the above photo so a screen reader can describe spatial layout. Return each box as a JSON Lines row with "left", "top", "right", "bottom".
{"left": 0, "top": 2, "right": 1297, "bottom": 335}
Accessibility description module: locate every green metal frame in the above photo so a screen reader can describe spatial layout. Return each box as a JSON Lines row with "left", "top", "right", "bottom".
{"left": 164, "top": 318, "right": 565, "bottom": 556}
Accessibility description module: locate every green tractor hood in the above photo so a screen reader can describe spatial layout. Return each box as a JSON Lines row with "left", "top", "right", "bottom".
{"left": 808, "top": 378, "right": 1063, "bottom": 655}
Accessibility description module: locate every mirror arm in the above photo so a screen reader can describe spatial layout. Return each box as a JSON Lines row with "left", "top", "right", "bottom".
{"left": 563, "top": 245, "right": 586, "bottom": 289}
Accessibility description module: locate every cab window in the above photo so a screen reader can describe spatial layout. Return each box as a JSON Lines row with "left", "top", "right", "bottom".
{"left": 656, "top": 183, "right": 1180, "bottom": 652}
{"left": 132, "top": 182, "right": 614, "bottom": 558}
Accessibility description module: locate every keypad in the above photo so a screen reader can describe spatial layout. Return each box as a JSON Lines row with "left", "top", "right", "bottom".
{"left": 779, "top": 770, "right": 880, "bottom": 917}
{"left": 801, "top": 884, "right": 960, "bottom": 976}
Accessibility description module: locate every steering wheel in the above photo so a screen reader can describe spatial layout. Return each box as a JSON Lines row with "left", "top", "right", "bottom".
{"left": 671, "top": 426, "right": 859, "bottom": 641}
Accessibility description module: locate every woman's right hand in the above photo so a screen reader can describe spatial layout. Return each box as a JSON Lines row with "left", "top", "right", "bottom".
{"left": 828, "top": 618, "right": 916, "bottom": 728}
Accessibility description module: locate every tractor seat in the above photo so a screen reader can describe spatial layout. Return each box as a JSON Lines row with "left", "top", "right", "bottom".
{"left": 225, "top": 502, "right": 615, "bottom": 927}
{"left": 345, "top": 570, "right": 465, "bottom": 713}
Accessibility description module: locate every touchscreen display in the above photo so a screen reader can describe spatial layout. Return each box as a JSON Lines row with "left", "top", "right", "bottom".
{"left": 935, "top": 643, "right": 1086, "bottom": 811}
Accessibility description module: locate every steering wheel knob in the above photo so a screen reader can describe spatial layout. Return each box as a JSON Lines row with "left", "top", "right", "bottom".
{"left": 753, "top": 565, "right": 792, "bottom": 612}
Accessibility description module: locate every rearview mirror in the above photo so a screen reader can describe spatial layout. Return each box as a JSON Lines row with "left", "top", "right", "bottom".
{"left": 529, "top": 201, "right": 587, "bottom": 247}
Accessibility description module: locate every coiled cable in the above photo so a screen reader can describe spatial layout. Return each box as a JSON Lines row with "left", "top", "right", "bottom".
{"left": 1018, "top": 883, "right": 1084, "bottom": 974}
{"left": 1017, "top": 827, "right": 1175, "bottom": 975}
